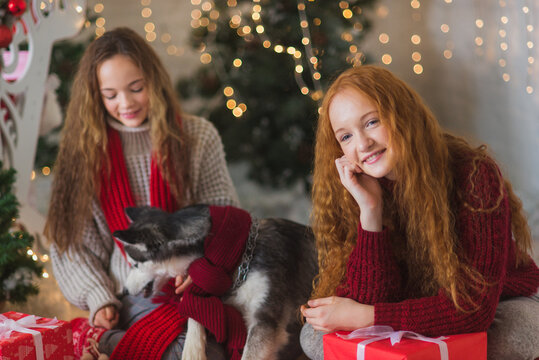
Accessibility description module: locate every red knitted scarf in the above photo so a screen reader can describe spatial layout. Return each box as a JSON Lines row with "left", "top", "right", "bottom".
{"left": 100, "top": 126, "right": 250, "bottom": 359}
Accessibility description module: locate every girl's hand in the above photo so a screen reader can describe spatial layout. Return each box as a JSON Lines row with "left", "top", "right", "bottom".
{"left": 301, "top": 296, "right": 374, "bottom": 333}
{"left": 175, "top": 274, "right": 192, "bottom": 295}
{"left": 335, "top": 156, "right": 383, "bottom": 232}
{"left": 94, "top": 305, "right": 119, "bottom": 330}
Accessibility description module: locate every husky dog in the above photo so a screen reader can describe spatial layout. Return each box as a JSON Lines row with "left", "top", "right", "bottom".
{"left": 113, "top": 204, "right": 317, "bottom": 360}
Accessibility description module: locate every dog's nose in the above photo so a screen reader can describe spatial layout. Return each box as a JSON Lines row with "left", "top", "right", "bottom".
{"left": 121, "top": 288, "right": 129, "bottom": 297}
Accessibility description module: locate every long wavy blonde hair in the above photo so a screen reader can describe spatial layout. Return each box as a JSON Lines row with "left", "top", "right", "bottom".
{"left": 45, "top": 27, "right": 190, "bottom": 253}
{"left": 311, "top": 65, "right": 532, "bottom": 311}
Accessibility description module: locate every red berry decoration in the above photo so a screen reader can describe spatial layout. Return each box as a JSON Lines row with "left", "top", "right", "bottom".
{"left": 7, "top": 0, "right": 27, "bottom": 17}
{"left": 0, "top": 24, "right": 13, "bottom": 48}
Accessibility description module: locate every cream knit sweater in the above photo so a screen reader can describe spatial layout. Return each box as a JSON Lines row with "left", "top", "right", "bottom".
{"left": 50, "top": 115, "right": 239, "bottom": 324}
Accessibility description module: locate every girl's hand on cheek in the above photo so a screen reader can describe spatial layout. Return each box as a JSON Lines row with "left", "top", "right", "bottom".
{"left": 301, "top": 296, "right": 374, "bottom": 333}
{"left": 335, "top": 156, "right": 383, "bottom": 231}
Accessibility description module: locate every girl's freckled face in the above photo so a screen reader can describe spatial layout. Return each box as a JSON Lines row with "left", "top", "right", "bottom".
{"left": 329, "top": 88, "right": 396, "bottom": 180}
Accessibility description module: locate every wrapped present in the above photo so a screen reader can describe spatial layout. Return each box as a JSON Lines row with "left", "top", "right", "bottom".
{"left": 0, "top": 311, "right": 74, "bottom": 360}
{"left": 324, "top": 325, "right": 486, "bottom": 360}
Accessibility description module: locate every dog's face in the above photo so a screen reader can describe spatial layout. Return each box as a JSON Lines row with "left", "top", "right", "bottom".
{"left": 113, "top": 205, "right": 211, "bottom": 296}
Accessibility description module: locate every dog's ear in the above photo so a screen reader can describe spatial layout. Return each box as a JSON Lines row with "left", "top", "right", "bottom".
{"left": 113, "top": 229, "right": 136, "bottom": 244}
{"left": 125, "top": 206, "right": 149, "bottom": 223}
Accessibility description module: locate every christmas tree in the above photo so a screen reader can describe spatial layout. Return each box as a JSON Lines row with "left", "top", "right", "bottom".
{"left": 0, "top": 161, "right": 43, "bottom": 304}
{"left": 178, "top": 0, "right": 376, "bottom": 189}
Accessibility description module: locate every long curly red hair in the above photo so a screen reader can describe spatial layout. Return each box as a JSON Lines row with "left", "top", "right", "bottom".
{"left": 45, "top": 27, "right": 190, "bottom": 252}
{"left": 311, "top": 65, "right": 532, "bottom": 311}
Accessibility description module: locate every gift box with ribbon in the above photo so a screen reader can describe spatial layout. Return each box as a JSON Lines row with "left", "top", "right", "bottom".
{"left": 0, "top": 311, "right": 74, "bottom": 360}
{"left": 323, "top": 325, "right": 486, "bottom": 360}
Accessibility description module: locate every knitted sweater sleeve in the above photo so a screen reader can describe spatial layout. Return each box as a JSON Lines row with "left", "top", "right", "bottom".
{"left": 184, "top": 115, "right": 240, "bottom": 207}
{"left": 337, "top": 226, "right": 402, "bottom": 304}
{"left": 50, "top": 201, "right": 123, "bottom": 325}
{"left": 374, "top": 160, "right": 512, "bottom": 336}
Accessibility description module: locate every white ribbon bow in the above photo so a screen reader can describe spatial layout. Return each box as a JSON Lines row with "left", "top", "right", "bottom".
{"left": 337, "top": 325, "right": 449, "bottom": 360}
{"left": 0, "top": 313, "right": 60, "bottom": 360}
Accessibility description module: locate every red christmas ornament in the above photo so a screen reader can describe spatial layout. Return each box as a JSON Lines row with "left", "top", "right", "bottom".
{"left": 0, "top": 24, "right": 13, "bottom": 48}
{"left": 7, "top": 0, "right": 27, "bottom": 17}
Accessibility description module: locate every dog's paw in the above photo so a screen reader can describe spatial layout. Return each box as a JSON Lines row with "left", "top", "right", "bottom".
{"left": 181, "top": 319, "right": 207, "bottom": 360}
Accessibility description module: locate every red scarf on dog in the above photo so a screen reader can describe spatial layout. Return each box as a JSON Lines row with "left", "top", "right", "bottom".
{"left": 100, "top": 126, "right": 248, "bottom": 360}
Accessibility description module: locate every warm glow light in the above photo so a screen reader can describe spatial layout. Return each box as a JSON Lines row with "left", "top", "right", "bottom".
{"left": 310, "top": 57, "right": 318, "bottom": 64}
{"left": 42, "top": 272, "right": 50, "bottom": 279}
{"left": 32, "top": 254, "right": 38, "bottom": 261}
{"left": 294, "top": 51, "right": 302, "bottom": 59}
{"left": 313, "top": 72, "right": 321, "bottom": 80}
{"left": 499, "top": 29, "right": 506, "bottom": 38}
{"left": 411, "top": 0, "right": 420, "bottom": 9}
{"left": 527, "top": 25, "right": 534, "bottom": 32}
{"left": 527, "top": 41, "right": 534, "bottom": 49}
{"left": 411, "top": 34, "right": 421, "bottom": 45}
{"left": 287, "top": 47, "right": 296, "bottom": 55}
{"left": 296, "top": 65, "right": 304, "bottom": 73}
{"left": 500, "top": 42, "right": 508, "bottom": 51}
{"left": 440, "top": 24, "right": 449, "bottom": 33}
{"left": 166, "top": 45, "right": 177, "bottom": 55}
{"left": 301, "top": 87, "right": 309, "bottom": 95}
{"left": 313, "top": 18, "right": 321, "bottom": 26}
{"left": 226, "top": 99, "right": 236, "bottom": 109}
{"left": 233, "top": 58, "right": 242, "bottom": 67}
{"left": 42, "top": 167, "right": 51, "bottom": 176}
{"left": 238, "top": 103, "right": 247, "bottom": 112}
{"left": 263, "top": 40, "right": 271, "bottom": 48}
{"left": 161, "top": 33, "right": 171, "bottom": 43}
{"left": 342, "top": 9, "right": 353, "bottom": 19}
{"left": 381, "top": 54, "right": 392, "bottom": 64}
{"left": 27, "top": 249, "right": 34, "bottom": 256}
{"left": 96, "top": 17, "right": 106, "bottom": 28}
{"left": 412, "top": 51, "right": 421, "bottom": 62}
{"left": 145, "top": 22, "right": 155, "bottom": 32}
{"left": 200, "top": 53, "right": 212, "bottom": 64}
{"left": 94, "top": 3, "right": 104, "bottom": 13}
{"left": 96, "top": 28, "right": 106, "bottom": 37}
{"left": 413, "top": 64, "right": 423, "bottom": 74}
{"left": 522, "top": 6, "right": 529, "bottom": 13}
{"left": 224, "top": 86, "right": 234, "bottom": 97}
{"left": 31, "top": 171, "right": 36, "bottom": 180}
{"left": 502, "top": 73, "right": 510, "bottom": 82}
{"left": 526, "top": 86, "right": 533, "bottom": 94}
{"left": 499, "top": 59, "right": 507, "bottom": 67}
{"left": 443, "top": 50, "right": 453, "bottom": 59}
{"left": 378, "top": 33, "right": 389, "bottom": 44}
{"left": 146, "top": 32, "right": 156, "bottom": 42}
{"left": 256, "top": 25, "right": 264, "bottom": 33}
{"left": 192, "top": 9, "right": 202, "bottom": 19}
{"left": 302, "top": 37, "right": 310, "bottom": 45}
{"left": 349, "top": 45, "right": 358, "bottom": 53}
{"left": 500, "top": 16, "right": 508, "bottom": 24}
{"left": 232, "top": 107, "right": 243, "bottom": 117}
{"left": 475, "top": 19, "right": 484, "bottom": 28}
{"left": 202, "top": 1, "right": 212, "bottom": 11}
{"left": 274, "top": 45, "right": 284, "bottom": 53}
{"left": 141, "top": 8, "right": 152, "bottom": 18}
{"left": 376, "top": 5, "right": 389, "bottom": 18}
{"left": 300, "top": 20, "right": 308, "bottom": 28}
{"left": 252, "top": 12, "right": 260, "bottom": 21}
{"left": 528, "top": 57, "right": 535, "bottom": 64}
{"left": 475, "top": 37, "right": 483, "bottom": 46}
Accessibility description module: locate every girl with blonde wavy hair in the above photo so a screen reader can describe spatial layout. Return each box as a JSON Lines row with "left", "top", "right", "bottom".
{"left": 45, "top": 27, "right": 238, "bottom": 359}
{"left": 300, "top": 65, "right": 539, "bottom": 360}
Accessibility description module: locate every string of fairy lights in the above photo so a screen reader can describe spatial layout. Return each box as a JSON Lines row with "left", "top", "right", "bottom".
{"left": 371, "top": 0, "right": 536, "bottom": 96}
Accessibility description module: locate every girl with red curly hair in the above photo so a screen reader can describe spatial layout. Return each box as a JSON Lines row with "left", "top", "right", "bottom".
{"left": 300, "top": 65, "right": 539, "bottom": 359}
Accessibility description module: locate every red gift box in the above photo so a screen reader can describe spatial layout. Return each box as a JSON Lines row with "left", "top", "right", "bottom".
{"left": 324, "top": 326, "right": 486, "bottom": 360}
{"left": 0, "top": 311, "right": 74, "bottom": 360}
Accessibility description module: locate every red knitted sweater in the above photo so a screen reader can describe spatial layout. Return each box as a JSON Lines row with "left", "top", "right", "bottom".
{"left": 336, "top": 155, "right": 539, "bottom": 336}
